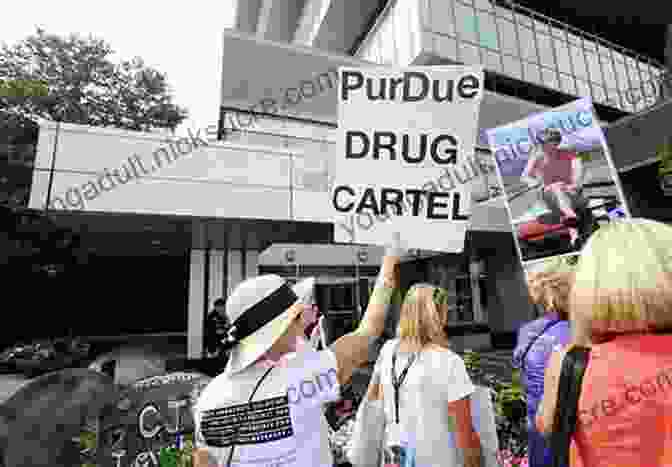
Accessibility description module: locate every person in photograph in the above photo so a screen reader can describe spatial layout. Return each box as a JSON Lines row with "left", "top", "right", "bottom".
{"left": 536, "top": 219, "right": 672, "bottom": 467}
{"left": 512, "top": 267, "right": 573, "bottom": 467}
{"left": 193, "top": 233, "right": 407, "bottom": 467}
{"left": 360, "top": 283, "right": 482, "bottom": 467}
{"left": 520, "top": 128, "right": 585, "bottom": 247}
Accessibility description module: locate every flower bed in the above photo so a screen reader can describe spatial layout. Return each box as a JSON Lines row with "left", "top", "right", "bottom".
{"left": 464, "top": 350, "right": 528, "bottom": 467}
{"left": 72, "top": 350, "right": 527, "bottom": 466}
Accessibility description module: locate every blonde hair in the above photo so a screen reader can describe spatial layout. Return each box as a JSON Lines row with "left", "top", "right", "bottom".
{"left": 397, "top": 284, "right": 448, "bottom": 349}
{"left": 527, "top": 270, "right": 573, "bottom": 319}
{"left": 570, "top": 218, "right": 672, "bottom": 343}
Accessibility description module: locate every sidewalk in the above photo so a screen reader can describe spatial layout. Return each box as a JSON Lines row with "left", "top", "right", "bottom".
{"left": 0, "top": 373, "right": 31, "bottom": 403}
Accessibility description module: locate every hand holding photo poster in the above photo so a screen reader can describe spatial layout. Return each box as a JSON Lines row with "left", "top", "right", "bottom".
{"left": 485, "top": 97, "right": 631, "bottom": 265}
{"left": 331, "top": 66, "right": 484, "bottom": 253}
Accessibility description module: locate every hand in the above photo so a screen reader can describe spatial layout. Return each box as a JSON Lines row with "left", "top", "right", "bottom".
{"left": 384, "top": 231, "right": 408, "bottom": 258}
{"left": 463, "top": 446, "right": 482, "bottom": 467}
{"left": 543, "top": 181, "right": 566, "bottom": 192}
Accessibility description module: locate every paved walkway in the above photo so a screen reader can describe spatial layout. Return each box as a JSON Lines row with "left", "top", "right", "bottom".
{"left": 0, "top": 373, "right": 31, "bottom": 403}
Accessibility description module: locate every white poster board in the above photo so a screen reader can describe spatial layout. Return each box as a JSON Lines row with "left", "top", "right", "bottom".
{"left": 332, "top": 66, "right": 484, "bottom": 253}
{"left": 485, "top": 97, "right": 631, "bottom": 266}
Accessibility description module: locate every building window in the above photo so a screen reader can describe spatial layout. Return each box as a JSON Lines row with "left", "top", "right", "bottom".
{"left": 475, "top": 10, "right": 499, "bottom": 50}
{"left": 582, "top": 38, "right": 597, "bottom": 52}
{"left": 518, "top": 25, "right": 538, "bottom": 62}
{"left": 541, "top": 67, "right": 558, "bottom": 88}
{"left": 553, "top": 39, "right": 572, "bottom": 74}
{"left": 605, "top": 88, "right": 621, "bottom": 108}
{"left": 484, "top": 49, "right": 502, "bottom": 72}
{"left": 536, "top": 33, "right": 555, "bottom": 68}
{"left": 460, "top": 42, "right": 482, "bottom": 64}
{"left": 585, "top": 51, "right": 603, "bottom": 84}
{"left": 559, "top": 73, "right": 577, "bottom": 95}
{"left": 428, "top": 0, "right": 456, "bottom": 36}
{"left": 570, "top": 45, "right": 588, "bottom": 79}
{"left": 514, "top": 11, "right": 533, "bottom": 28}
{"left": 456, "top": 2, "right": 479, "bottom": 44}
{"left": 614, "top": 58, "right": 630, "bottom": 93}
{"left": 523, "top": 62, "right": 542, "bottom": 85}
{"left": 600, "top": 54, "right": 617, "bottom": 90}
{"left": 434, "top": 33, "right": 458, "bottom": 60}
{"left": 576, "top": 79, "right": 591, "bottom": 98}
{"left": 496, "top": 17, "right": 518, "bottom": 56}
{"left": 591, "top": 83, "right": 606, "bottom": 104}
{"left": 503, "top": 55, "right": 523, "bottom": 80}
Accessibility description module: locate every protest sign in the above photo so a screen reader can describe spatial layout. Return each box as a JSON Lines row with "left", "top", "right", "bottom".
{"left": 331, "top": 66, "right": 484, "bottom": 252}
{"left": 485, "top": 97, "right": 631, "bottom": 265}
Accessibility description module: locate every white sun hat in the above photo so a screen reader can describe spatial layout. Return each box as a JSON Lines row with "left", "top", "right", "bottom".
{"left": 223, "top": 274, "right": 302, "bottom": 375}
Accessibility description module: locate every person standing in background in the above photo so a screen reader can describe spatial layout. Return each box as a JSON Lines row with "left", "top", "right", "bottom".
{"left": 193, "top": 233, "right": 408, "bottom": 467}
{"left": 204, "top": 298, "right": 229, "bottom": 358}
{"left": 537, "top": 219, "right": 672, "bottom": 467}
{"left": 512, "top": 268, "right": 573, "bottom": 467}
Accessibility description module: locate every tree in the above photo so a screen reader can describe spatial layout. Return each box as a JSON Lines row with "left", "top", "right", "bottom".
{"left": 0, "top": 28, "right": 188, "bottom": 132}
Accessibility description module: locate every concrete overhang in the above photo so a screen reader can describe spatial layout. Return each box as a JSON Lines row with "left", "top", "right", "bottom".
{"left": 605, "top": 97, "right": 672, "bottom": 172}
{"left": 221, "top": 30, "right": 550, "bottom": 131}
{"left": 220, "top": 30, "right": 521, "bottom": 233}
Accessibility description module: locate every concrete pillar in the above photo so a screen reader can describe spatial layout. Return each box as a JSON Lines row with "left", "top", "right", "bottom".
{"left": 209, "top": 250, "right": 226, "bottom": 306}
{"left": 187, "top": 250, "right": 206, "bottom": 359}
{"left": 245, "top": 249, "right": 259, "bottom": 279}
{"left": 470, "top": 259, "right": 485, "bottom": 323}
{"left": 227, "top": 250, "right": 244, "bottom": 295}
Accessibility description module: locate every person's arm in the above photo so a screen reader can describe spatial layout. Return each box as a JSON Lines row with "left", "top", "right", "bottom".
{"left": 521, "top": 148, "right": 542, "bottom": 188}
{"left": 449, "top": 397, "right": 482, "bottom": 467}
{"left": 330, "top": 234, "right": 405, "bottom": 387}
{"left": 192, "top": 409, "right": 215, "bottom": 467}
{"left": 536, "top": 345, "right": 568, "bottom": 435}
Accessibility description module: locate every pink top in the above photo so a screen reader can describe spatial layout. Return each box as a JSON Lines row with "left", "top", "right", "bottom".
{"left": 571, "top": 333, "right": 672, "bottom": 467}
{"left": 531, "top": 148, "right": 576, "bottom": 187}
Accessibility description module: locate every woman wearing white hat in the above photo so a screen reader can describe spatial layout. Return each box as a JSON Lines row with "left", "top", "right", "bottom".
{"left": 194, "top": 234, "right": 407, "bottom": 467}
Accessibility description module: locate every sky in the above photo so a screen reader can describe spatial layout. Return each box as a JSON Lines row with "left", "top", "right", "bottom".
{"left": 2, "top": 0, "right": 238, "bottom": 136}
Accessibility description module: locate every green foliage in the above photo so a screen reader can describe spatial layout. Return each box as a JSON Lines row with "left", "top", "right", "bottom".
{"left": 0, "top": 79, "right": 48, "bottom": 98}
{"left": 576, "top": 151, "right": 593, "bottom": 162}
{"left": 494, "top": 375, "right": 526, "bottom": 421}
{"left": 658, "top": 141, "right": 672, "bottom": 176}
{"left": 463, "top": 349, "right": 482, "bottom": 374}
{"left": 0, "top": 28, "right": 188, "bottom": 132}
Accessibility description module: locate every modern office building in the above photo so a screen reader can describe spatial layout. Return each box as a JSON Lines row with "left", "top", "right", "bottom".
{"left": 6, "top": 1, "right": 665, "bottom": 355}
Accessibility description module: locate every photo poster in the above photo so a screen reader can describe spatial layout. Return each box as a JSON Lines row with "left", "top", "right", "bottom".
{"left": 331, "top": 65, "right": 485, "bottom": 253}
{"left": 485, "top": 97, "right": 631, "bottom": 266}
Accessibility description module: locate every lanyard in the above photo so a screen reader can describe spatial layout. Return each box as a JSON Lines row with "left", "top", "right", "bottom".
{"left": 224, "top": 366, "right": 275, "bottom": 467}
{"left": 520, "top": 319, "right": 562, "bottom": 374}
{"left": 391, "top": 347, "right": 417, "bottom": 424}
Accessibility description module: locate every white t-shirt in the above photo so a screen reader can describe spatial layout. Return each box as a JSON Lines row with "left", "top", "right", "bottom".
{"left": 194, "top": 348, "right": 340, "bottom": 467}
{"left": 376, "top": 339, "right": 475, "bottom": 467}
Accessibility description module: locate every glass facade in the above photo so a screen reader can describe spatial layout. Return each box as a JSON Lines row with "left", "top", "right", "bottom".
{"left": 362, "top": 0, "right": 666, "bottom": 114}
